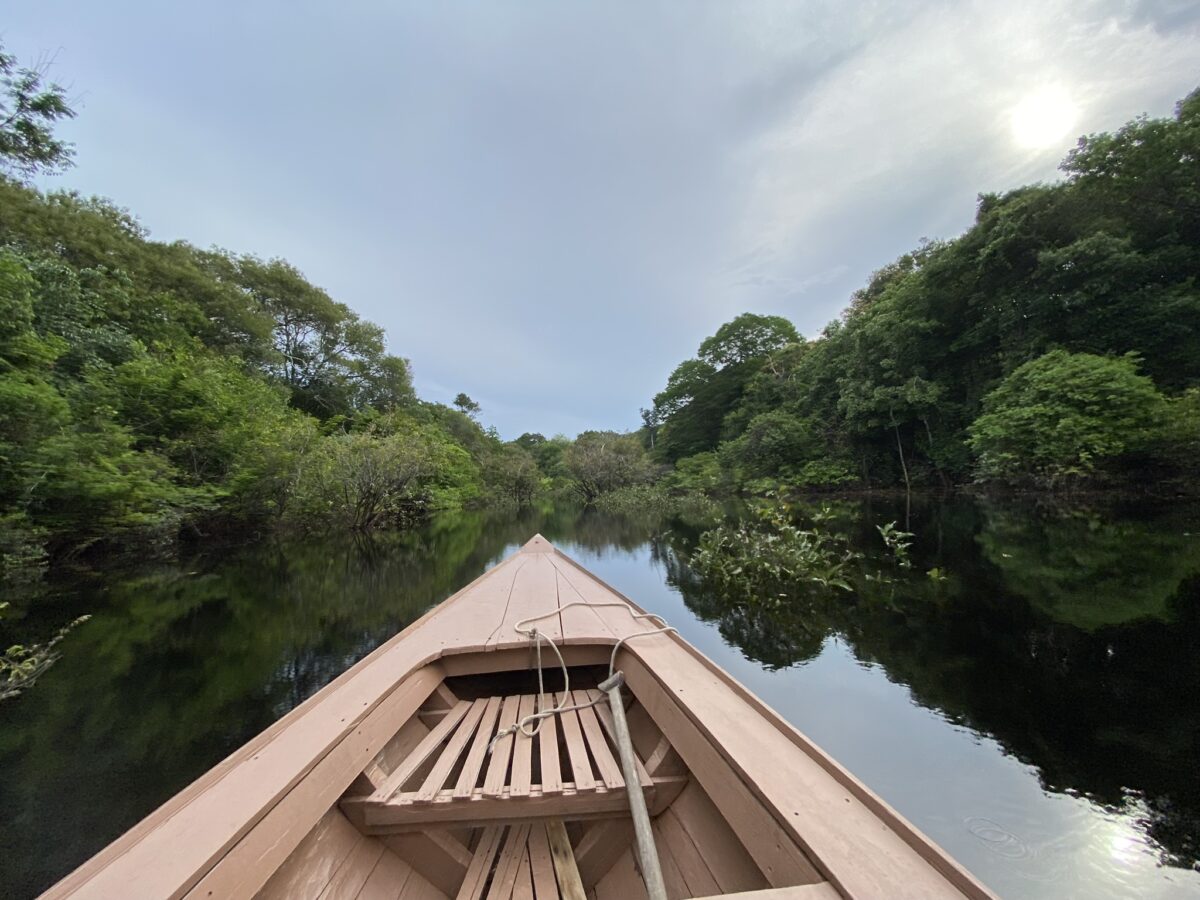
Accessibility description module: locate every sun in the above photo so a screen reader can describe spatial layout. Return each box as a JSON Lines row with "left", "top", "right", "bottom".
{"left": 1010, "top": 86, "right": 1080, "bottom": 150}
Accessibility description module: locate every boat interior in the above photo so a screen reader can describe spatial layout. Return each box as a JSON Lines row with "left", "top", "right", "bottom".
{"left": 46, "top": 538, "right": 989, "bottom": 900}
{"left": 256, "top": 653, "right": 837, "bottom": 900}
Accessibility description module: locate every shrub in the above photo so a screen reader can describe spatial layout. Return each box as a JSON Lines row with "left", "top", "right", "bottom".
{"left": 563, "top": 431, "right": 653, "bottom": 503}
{"left": 665, "top": 452, "right": 723, "bottom": 494}
{"left": 691, "top": 504, "right": 860, "bottom": 598}
{"left": 286, "top": 424, "right": 479, "bottom": 530}
{"left": 968, "top": 350, "right": 1164, "bottom": 485}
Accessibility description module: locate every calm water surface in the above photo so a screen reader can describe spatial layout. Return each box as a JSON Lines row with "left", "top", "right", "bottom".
{"left": 2, "top": 496, "right": 1198, "bottom": 899}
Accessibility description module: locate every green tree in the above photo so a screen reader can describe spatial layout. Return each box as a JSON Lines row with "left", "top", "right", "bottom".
{"left": 563, "top": 431, "right": 653, "bottom": 503}
{"left": 652, "top": 315, "right": 799, "bottom": 463}
{"left": 216, "top": 255, "right": 400, "bottom": 418}
{"left": 483, "top": 445, "right": 539, "bottom": 506}
{"left": 0, "top": 43, "right": 75, "bottom": 178}
{"left": 453, "top": 393, "right": 481, "bottom": 419}
{"left": 697, "top": 313, "right": 799, "bottom": 367}
{"left": 968, "top": 350, "right": 1164, "bottom": 485}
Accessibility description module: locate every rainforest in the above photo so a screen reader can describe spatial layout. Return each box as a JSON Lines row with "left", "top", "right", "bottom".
{"left": 3, "top": 50, "right": 1198, "bottom": 594}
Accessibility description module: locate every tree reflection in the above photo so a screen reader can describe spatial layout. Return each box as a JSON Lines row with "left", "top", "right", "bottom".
{"left": 2, "top": 497, "right": 1198, "bottom": 895}
{"left": 658, "top": 496, "right": 1200, "bottom": 871}
{"left": 977, "top": 502, "right": 1200, "bottom": 630}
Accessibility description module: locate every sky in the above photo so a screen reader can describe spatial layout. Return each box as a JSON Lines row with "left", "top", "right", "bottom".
{"left": 5, "top": 1, "right": 1199, "bottom": 439}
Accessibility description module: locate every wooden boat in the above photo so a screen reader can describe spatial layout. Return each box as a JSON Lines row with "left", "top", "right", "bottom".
{"left": 43, "top": 535, "right": 996, "bottom": 900}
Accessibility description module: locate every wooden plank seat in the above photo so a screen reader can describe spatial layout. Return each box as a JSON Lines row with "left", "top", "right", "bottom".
{"left": 344, "top": 690, "right": 682, "bottom": 831}
{"left": 456, "top": 820, "right": 583, "bottom": 900}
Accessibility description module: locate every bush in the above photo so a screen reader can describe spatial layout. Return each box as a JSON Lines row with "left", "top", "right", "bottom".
{"left": 286, "top": 423, "right": 479, "bottom": 530}
{"left": 791, "top": 460, "right": 857, "bottom": 488}
{"left": 665, "top": 452, "right": 723, "bottom": 494}
{"left": 594, "top": 484, "right": 720, "bottom": 520}
{"left": 563, "top": 431, "right": 653, "bottom": 503}
{"left": 691, "top": 504, "right": 860, "bottom": 598}
{"left": 719, "top": 410, "right": 819, "bottom": 482}
{"left": 968, "top": 350, "right": 1165, "bottom": 486}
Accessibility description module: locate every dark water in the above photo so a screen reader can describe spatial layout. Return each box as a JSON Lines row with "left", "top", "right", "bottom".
{"left": 2, "top": 497, "right": 1199, "bottom": 899}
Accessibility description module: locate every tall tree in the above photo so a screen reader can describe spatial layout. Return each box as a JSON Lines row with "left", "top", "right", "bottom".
{"left": 652, "top": 314, "right": 801, "bottom": 462}
{"left": 0, "top": 43, "right": 75, "bottom": 178}
{"left": 453, "top": 393, "right": 481, "bottom": 419}
{"left": 698, "top": 314, "right": 799, "bottom": 367}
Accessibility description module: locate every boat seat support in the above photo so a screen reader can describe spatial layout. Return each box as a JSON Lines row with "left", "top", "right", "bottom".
{"left": 343, "top": 689, "right": 684, "bottom": 831}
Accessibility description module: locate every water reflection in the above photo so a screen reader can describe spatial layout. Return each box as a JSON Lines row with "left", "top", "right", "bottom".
{"left": 1, "top": 497, "right": 1198, "bottom": 898}
{"left": 647, "top": 496, "right": 1200, "bottom": 894}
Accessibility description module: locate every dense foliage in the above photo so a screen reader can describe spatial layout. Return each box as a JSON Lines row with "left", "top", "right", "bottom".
{"left": 967, "top": 351, "right": 1164, "bottom": 485}
{"left": 645, "top": 89, "right": 1200, "bottom": 494}
{"left": 0, "top": 173, "right": 557, "bottom": 576}
{"left": 0, "top": 41, "right": 587, "bottom": 578}
{"left": 691, "top": 503, "right": 860, "bottom": 596}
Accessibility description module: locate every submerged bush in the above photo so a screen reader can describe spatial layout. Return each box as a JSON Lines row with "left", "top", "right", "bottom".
{"left": 691, "top": 503, "right": 860, "bottom": 599}
{"left": 563, "top": 431, "right": 654, "bottom": 503}
{"left": 594, "top": 484, "right": 721, "bottom": 520}
{"left": 1, "top": 604, "right": 90, "bottom": 701}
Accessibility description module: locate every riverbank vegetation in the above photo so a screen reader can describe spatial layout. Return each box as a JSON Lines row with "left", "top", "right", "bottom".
{"left": 0, "top": 43, "right": 576, "bottom": 582}
{"left": 2, "top": 40, "right": 1198, "bottom": 590}
{"left": 643, "top": 88, "right": 1200, "bottom": 497}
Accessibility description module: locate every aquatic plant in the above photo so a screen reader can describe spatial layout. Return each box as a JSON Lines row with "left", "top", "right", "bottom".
{"left": 0, "top": 605, "right": 90, "bottom": 701}
{"left": 690, "top": 502, "right": 860, "bottom": 600}
{"left": 594, "top": 484, "right": 720, "bottom": 521}
{"left": 877, "top": 521, "right": 915, "bottom": 569}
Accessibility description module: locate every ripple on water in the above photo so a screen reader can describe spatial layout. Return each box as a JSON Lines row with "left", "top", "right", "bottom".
{"left": 965, "top": 791, "right": 1200, "bottom": 900}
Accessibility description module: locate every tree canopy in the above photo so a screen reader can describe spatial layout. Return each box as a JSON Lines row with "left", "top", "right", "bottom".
{"left": 0, "top": 44, "right": 75, "bottom": 178}
{"left": 643, "top": 86, "right": 1200, "bottom": 494}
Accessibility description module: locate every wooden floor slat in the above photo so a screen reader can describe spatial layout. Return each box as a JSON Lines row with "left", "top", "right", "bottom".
{"left": 510, "top": 696, "right": 537, "bottom": 798}
{"left": 572, "top": 692, "right": 623, "bottom": 791}
{"left": 527, "top": 825, "right": 559, "bottom": 900}
{"left": 537, "top": 708, "right": 562, "bottom": 796}
{"left": 486, "top": 825, "right": 532, "bottom": 900}
{"left": 414, "top": 699, "right": 491, "bottom": 804}
{"left": 556, "top": 692, "right": 596, "bottom": 792}
{"left": 484, "top": 695, "right": 523, "bottom": 797}
{"left": 318, "top": 837, "right": 385, "bottom": 900}
{"left": 371, "top": 701, "right": 473, "bottom": 802}
{"left": 512, "top": 847, "right": 535, "bottom": 900}
{"left": 455, "top": 697, "right": 503, "bottom": 799}
{"left": 355, "top": 851, "right": 413, "bottom": 900}
{"left": 456, "top": 826, "right": 503, "bottom": 900}
{"left": 546, "top": 820, "right": 587, "bottom": 900}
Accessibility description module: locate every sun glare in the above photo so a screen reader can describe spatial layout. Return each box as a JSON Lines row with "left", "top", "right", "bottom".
{"left": 1010, "top": 86, "right": 1080, "bottom": 150}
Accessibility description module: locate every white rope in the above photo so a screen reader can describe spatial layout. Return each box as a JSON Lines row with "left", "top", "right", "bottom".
{"left": 487, "top": 601, "right": 676, "bottom": 752}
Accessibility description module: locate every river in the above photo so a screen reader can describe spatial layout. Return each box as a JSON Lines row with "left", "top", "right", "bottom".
{"left": 1, "top": 495, "right": 1198, "bottom": 898}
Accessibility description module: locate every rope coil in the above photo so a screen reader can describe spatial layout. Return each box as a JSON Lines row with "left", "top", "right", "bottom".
{"left": 487, "top": 601, "right": 676, "bottom": 752}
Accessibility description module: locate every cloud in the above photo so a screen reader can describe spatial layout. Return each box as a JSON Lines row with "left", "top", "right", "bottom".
{"left": 6, "top": 1, "right": 1198, "bottom": 437}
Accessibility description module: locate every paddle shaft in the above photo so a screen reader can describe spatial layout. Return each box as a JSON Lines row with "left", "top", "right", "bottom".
{"left": 599, "top": 673, "right": 668, "bottom": 900}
